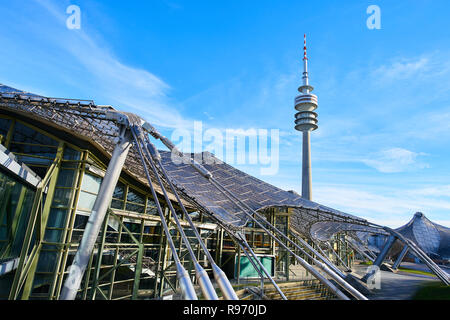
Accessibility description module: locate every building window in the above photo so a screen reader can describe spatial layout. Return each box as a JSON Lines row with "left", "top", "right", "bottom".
{"left": 11, "top": 121, "right": 58, "bottom": 146}
{"left": 77, "top": 173, "right": 102, "bottom": 211}
{"left": 9, "top": 121, "right": 59, "bottom": 178}
{"left": 0, "top": 118, "right": 11, "bottom": 145}
{"left": 111, "top": 181, "right": 125, "bottom": 210}
{"left": 126, "top": 188, "right": 145, "bottom": 213}
{"left": 63, "top": 147, "right": 81, "bottom": 161}
{"left": 146, "top": 199, "right": 158, "bottom": 215}
{"left": 0, "top": 169, "right": 36, "bottom": 258}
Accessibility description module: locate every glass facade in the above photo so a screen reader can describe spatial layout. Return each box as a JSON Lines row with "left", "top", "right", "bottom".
{"left": 78, "top": 173, "right": 102, "bottom": 212}
{"left": 0, "top": 113, "right": 317, "bottom": 301}
{"left": 126, "top": 188, "right": 145, "bottom": 213}
{"left": 0, "top": 118, "right": 11, "bottom": 145}
{"left": 0, "top": 169, "right": 36, "bottom": 258}
{"left": 9, "top": 121, "right": 59, "bottom": 179}
{"left": 0, "top": 168, "right": 36, "bottom": 298}
{"left": 0, "top": 115, "right": 232, "bottom": 300}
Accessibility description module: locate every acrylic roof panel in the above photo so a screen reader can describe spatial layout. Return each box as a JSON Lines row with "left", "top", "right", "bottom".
{"left": 396, "top": 212, "right": 450, "bottom": 259}
{"left": 0, "top": 84, "right": 181, "bottom": 208}
{"left": 0, "top": 84, "right": 373, "bottom": 232}
{"left": 436, "top": 224, "right": 450, "bottom": 259}
{"left": 309, "top": 221, "right": 383, "bottom": 242}
{"left": 160, "top": 151, "right": 370, "bottom": 230}
{"left": 0, "top": 85, "right": 33, "bottom": 94}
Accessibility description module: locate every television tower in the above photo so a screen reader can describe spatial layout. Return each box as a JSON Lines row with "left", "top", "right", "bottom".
{"left": 294, "top": 34, "right": 318, "bottom": 200}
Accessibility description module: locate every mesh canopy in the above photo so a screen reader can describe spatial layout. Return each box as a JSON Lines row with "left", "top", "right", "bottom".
{"left": 309, "top": 221, "right": 383, "bottom": 242}
{"left": 396, "top": 212, "right": 450, "bottom": 259}
{"left": 0, "top": 83, "right": 380, "bottom": 234}
{"left": 160, "top": 150, "right": 372, "bottom": 230}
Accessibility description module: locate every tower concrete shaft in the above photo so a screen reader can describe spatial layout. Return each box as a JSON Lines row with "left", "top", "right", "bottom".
{"left": 302, "top": 130, "right": 312, "bottom": 200}
{"left": 294, "top": 34, "right": 318, "bottom": 201}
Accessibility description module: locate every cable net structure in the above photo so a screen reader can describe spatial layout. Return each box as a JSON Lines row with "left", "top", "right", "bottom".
{"left": 0, "top": 84, "right": 378, "bottom": 236}
{"left": 0, "top": 84, "right": 448, "bottom": 300}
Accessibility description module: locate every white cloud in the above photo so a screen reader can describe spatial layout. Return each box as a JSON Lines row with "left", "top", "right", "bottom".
{"left": 371, "top": 57, "right": 429, "bottom": 82}
{"left": 313, "top": 184, "right": 450, "bottom": 228}
{"left": 407, "top": 185, "right": 450, "bottom": 197}
{"left": 29, "top": 0, "right": 194, "bottom": 130}
{"left": 361, "top": 148, "right": 428, "bottom": 173}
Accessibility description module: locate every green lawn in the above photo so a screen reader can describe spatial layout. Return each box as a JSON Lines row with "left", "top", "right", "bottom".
{"left": 397, "top": 267, "right": 437, "bottom": 277}
{"left": 412, "top": 282, "right": 450, "bottom": 300}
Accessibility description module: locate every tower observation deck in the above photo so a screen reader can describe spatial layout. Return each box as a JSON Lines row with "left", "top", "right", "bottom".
{"left": 294, "top": 34, "right": 318, "bottom": 200}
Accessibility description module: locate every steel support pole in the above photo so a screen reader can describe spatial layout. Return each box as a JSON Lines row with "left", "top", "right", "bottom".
{"left": 236, "top": 246, "right": 241, "bottom": 285}
{"left": 308, "top": 238, "right": 347, "bottom": 278}
{"left": 60, "top": 126, "right": 132, "bottom": 300}
{"left": 90, "top": 214, "right": 109, "bottom": 300}
{"left": 208, "top": 180, "right": 361, "bottom": 300}
{"left": 143, "top": 139, "right": 237, "bottom": 299}
{"left": 384, "top": 228, "right": 449, "bottom": 284}
{"left": 392, "top": 245, "right": 409, "bottom": 270}
{"left": 366, "top": 248, "right": 378, "bottom": 260}
{"left": 346, "top": 241, "right": 374, "bottom": 263}
{"left": 237, "top": 235, "right": 287, "bottom": 300}
{"left": 373, "top": 235, "right": 396, "bottom": 267}
{"left": 131, "top": 131, "right": 197, "bottom": 300}
{"left": 135, "top": 136, "right": 217, "bottom": 300}
{"left": 132, "top": 244, "right": 144, "bottom": 300}
{"left": 337, "top": 236, "right": 351, "bottom": 266}
{"left": 361, "top": 235, "right": 396, "bottom": 283}
{"left": 234, "top": 241, "right": 265, "bottom": 298}
{"left": 147, "top": 128, "right": 364, "bottom": 299}
{"left": 326, "top": 241, "right": 351, "bottom": 272}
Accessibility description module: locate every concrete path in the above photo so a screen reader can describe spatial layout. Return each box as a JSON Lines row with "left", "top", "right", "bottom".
{"left": 351, "top": 264, "right": 439, "bottom": 300}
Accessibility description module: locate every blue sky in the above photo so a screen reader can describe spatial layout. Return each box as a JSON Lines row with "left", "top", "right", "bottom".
{"left": 1, "top": 0, "right": 450, "bottom": 227}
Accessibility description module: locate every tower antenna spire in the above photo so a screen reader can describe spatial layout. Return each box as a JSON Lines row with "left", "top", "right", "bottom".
{"left": 302, "top": 34, "right": 310, "bottom": 90}
{"left": 303, "top": 34, "right": 308, "bottom": 61}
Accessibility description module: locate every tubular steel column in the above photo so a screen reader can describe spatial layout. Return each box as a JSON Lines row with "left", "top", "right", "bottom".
{"left": 346, "top": 240, "right": 374, "bottom": 263}
{"left": 393, "top": 245, "right": 409, "bottom": 270}
{"left": 361, "top": 235, "right": 396, "bottom": 283}
{"left": 60, "top": 126, "right": 132, "bottom": 300}
{"left": 326, "top": 241, "right": 351, "bottom": 272}
{"left": 372, "top": 235, "right": 397, "bottom": 267}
